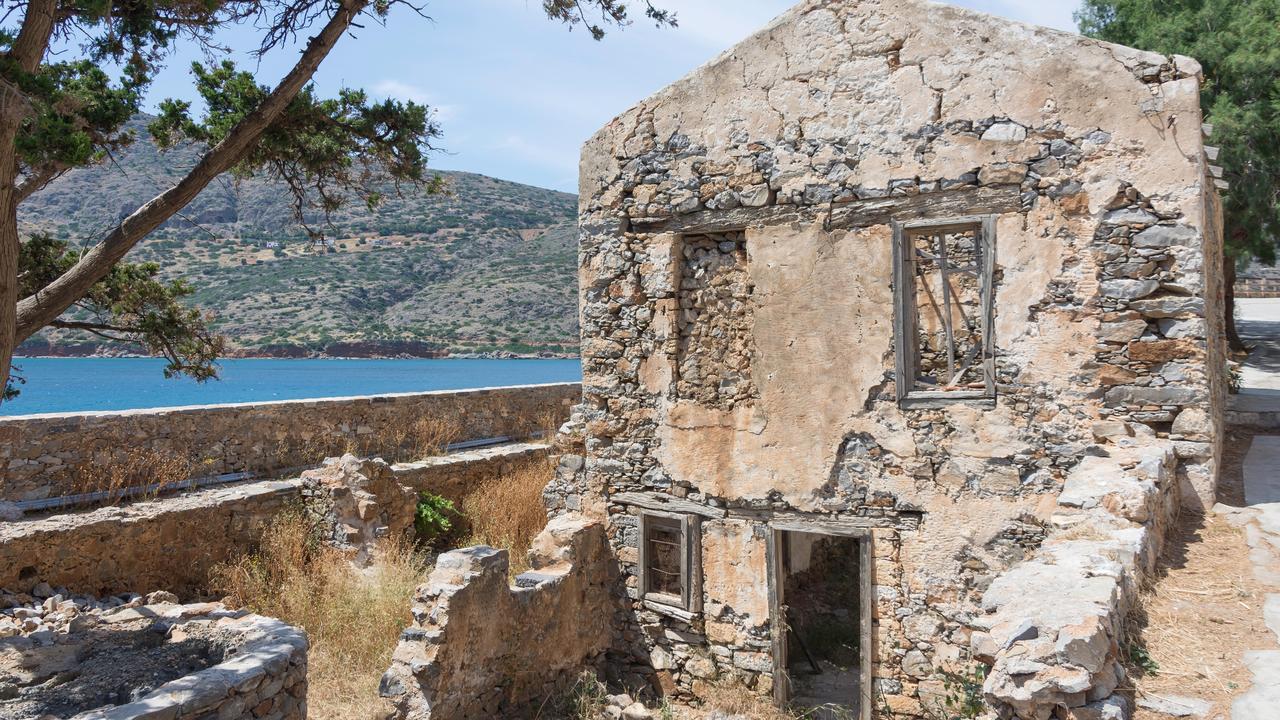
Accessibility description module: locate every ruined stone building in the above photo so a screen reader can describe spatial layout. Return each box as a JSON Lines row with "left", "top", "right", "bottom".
{"left": 567, "top": 0, "right": 1224, "bottom": 716}
{"left": 379, "top": 1, "right": 1227, "bottom": 719}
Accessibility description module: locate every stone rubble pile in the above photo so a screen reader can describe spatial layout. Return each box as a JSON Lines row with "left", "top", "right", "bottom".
{"left": 0, "top": 585, "right": 179, "bottom": 641}
{"left": 0, "top": 588, "right": 308, "bottom": 720}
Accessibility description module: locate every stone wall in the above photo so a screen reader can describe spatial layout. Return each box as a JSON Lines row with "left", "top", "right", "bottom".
{"left": 393, "top": 442, "right": 551, "bottom": 502}
{"left": 0, "top": 478, "right": 299, "bottom": 596}
{"left": 1236, "top": 261, "right": 1280, "bottom": 298}
{"left": 0, "top": 443, "right": 552, "bottom": 596}
{"left": 380, "top": 515, "right": 614, "bottom": 719}
{"left": 571, "top": 0, "right": 1223, "bottom": 717}
{"left": 0, "top": 382, "right": 579, "bottom": 502}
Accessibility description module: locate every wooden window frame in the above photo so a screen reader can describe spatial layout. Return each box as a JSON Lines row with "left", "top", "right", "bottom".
{"left": 638, "top": 510, "right": 702, "bottom": 613}
{"left": 891, "top": 215, "right": 997, "bottom": 409}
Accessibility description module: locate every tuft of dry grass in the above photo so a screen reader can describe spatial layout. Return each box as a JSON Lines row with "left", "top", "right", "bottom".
{"left": 214, "top": 511, "right": 432, "bottom": 720}
{"left": 517, "top": 407, "right": 567, "bottom": 443}
{"left": 269, "top": 416, "right": 464, "bottom": 475}
{"left": 457, "top": 459, "right": 554, "bottom": 576}
{"left": 406, "top": 415, "right": 462, "bottom": 459}
{"left": 73, "top": 447, "right": 193, "bottom": 503}
{"left": 690, "top": 681, "right": 798, "bottom": 720}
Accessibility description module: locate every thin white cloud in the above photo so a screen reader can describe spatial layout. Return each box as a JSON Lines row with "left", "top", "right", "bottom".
{"left": 945, "top": 0, "right": 1080, "bottom": 33}
{"left": 658, "top": 0, "right": 793, "bottom": 50}
{"left": 372, "top": 79, "right": 460, "bottom": 122}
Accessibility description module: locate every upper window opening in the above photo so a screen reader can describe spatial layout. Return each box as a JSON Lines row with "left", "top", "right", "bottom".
{"left": 674, "top": 232, "right": 755, "bottom": 408}
{"left": 893, "top": 217, "right": 996, "bottom": 406}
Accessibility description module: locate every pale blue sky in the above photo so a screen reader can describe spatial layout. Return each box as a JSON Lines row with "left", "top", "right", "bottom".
{"left": 144, "top": 1, "right": 1083, "bottom": 193}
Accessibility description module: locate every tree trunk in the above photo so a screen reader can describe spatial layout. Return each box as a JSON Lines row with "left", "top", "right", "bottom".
{"left": 0, "top": 0, "right": 58, "bottom": 398}
{"left": 2, "top": 0, "right": 368, "bottom": 389}
{"left": 1224, "top": 250, "right": 1247, "bottom": 354}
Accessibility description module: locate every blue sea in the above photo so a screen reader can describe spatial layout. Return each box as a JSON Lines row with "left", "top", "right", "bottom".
{"left": 1, "top": 357, "right": 582, "bottom": 416}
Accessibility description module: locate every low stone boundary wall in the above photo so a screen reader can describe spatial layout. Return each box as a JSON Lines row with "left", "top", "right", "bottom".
{"left": 1236, "top": 277, "right": 1280, "bottom": 298}
{"left": 0, "top": 479, "right": 301, "bottom": 596}
{"left": 971, "top": 436, "right": 1179, "bottom": 720}
{"left": 0, "top": 382, "right": 579, "bottom": 502}
{"left": 0, "top": 443, "right": 552, "bottom": 596}
{"left": 1227, "top": 394, "right": 1280, "bottom": 429}
{"left": 392, "top": 441, "right": 550, "bottom": 501}
{"left": 379, "top": 515, "right": 614, "bottom": 719}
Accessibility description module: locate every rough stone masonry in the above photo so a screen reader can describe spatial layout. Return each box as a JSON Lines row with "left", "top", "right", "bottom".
{"left": 560, "top": 0, "right": 1225, "bottom": 717}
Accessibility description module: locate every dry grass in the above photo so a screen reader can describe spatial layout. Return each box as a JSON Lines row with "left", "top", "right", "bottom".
{"left": 683, "top": 682, "right": 799, "bottom": 720}
{"left": 458, "top": 458, "right": 554, "bottom": 576}
{"left": 1127, "top": 430, "right": 1270, "bottom": 718}
{"left": 214, "top": 512, "right": 432, "bottom": 720}
{"left": 73, "top": 447, "right": 194, "bottom": 503}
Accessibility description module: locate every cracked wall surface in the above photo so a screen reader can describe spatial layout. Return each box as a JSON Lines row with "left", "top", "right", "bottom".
{"left": 569, "top": 0, "right": 1224, "bottom": 717}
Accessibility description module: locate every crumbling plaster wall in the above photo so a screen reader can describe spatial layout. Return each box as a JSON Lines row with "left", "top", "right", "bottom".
{"left": 573, "top": 0, "right": 1222, "bottom": 715}
{"left": 379, "top": 515, "right": 614, "bottom": 720}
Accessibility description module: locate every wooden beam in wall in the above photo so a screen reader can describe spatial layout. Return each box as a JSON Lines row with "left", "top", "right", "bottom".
{"left": 628, "top": 185, "right": 1023, "bottom": 235}
{"left": 1204, "top": 145, "right": 1220, "bottom": 161}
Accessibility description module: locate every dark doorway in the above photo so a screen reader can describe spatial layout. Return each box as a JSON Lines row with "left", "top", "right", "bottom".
{"left": 769, "top": 527, "right": 872, "bottom": 720}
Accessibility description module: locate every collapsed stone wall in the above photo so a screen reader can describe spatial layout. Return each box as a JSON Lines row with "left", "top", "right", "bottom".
{"left": 974, "top": 437, "right": 1179, "bottom": 720}
{"left": 0, "top": 443, "right": 552, "bottom": 596}
{"left": 572, "top": 0, "right": 1222, "bottom": 717}
{"left": 0, "top": 383, "right": 578, "bottom": 503}
{"left": 302, "top": 455, "right": 418, "bottom": 567}
{"left": 379, "top": 515, "right": 614, "bottom": 719}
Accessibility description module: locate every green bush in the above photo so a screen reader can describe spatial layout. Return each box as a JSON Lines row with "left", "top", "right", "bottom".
{"left": 414, "top": 492, "right": 458, "bottom": 544}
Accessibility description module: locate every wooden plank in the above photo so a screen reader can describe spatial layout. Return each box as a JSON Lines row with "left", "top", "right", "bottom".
{"left": 1209, "top": 165, "right": 1224, "bottom": 179}
{"left": 612, "top": 491, "right": 727, "bottom": 519}
{"left": 637, "top": 513, "right": 650, "bottom": 599}
{"left": 935, "top": 231, "right": 958, "bottom": 384}
{"left": 899, "top": 395, "right": 996, "bottom": 410}
{"left": 1202, "top": 122, "right": 1214, "bottom": 138}
{"left": 766, "top": 529, "right": 789, "bottom": 707}
{"left": 1215, "top": 179, "right": 1231, "bottom": 191}
{"left": 628, "top": 185, "right": 1023, "bottom": 235}
{"left": 725, "top": 508, "right": 902, "bottom": 530}
{"left": 981, "top": 214, "right": 998, "bottom": 394}
{"left": 858, "top": 537, "right": 875, "bottom": 720}
{"left": 1205, "top": 145, "right": 1220, "bottom": 161}
{"left": 642, "top": 599, "right": 698, "bottom": 622}
{"left": 769, "top": 517, "right": 879, "bottom": 535}
{"left": 686, "top": 515, "right": 703, "bottom": 613}
{"left": 891, "top": 221, "right": 911, "bottom": 402}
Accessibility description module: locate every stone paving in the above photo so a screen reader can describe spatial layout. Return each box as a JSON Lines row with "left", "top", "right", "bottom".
{"left": 1229, "top": 298, "right": 1280, "bottom": 427}
{"left": 1226, "top": 297, "right": 1280, "bottom": 719}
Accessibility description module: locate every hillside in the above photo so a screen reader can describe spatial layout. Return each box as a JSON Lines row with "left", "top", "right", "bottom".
{"left": 17, "top": 116, "right": 580, "bottom": 358}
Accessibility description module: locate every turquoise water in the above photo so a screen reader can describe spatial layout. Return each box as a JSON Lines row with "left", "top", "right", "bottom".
{"left": 2, "top": 357, "right": 582, "bottom": 416}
